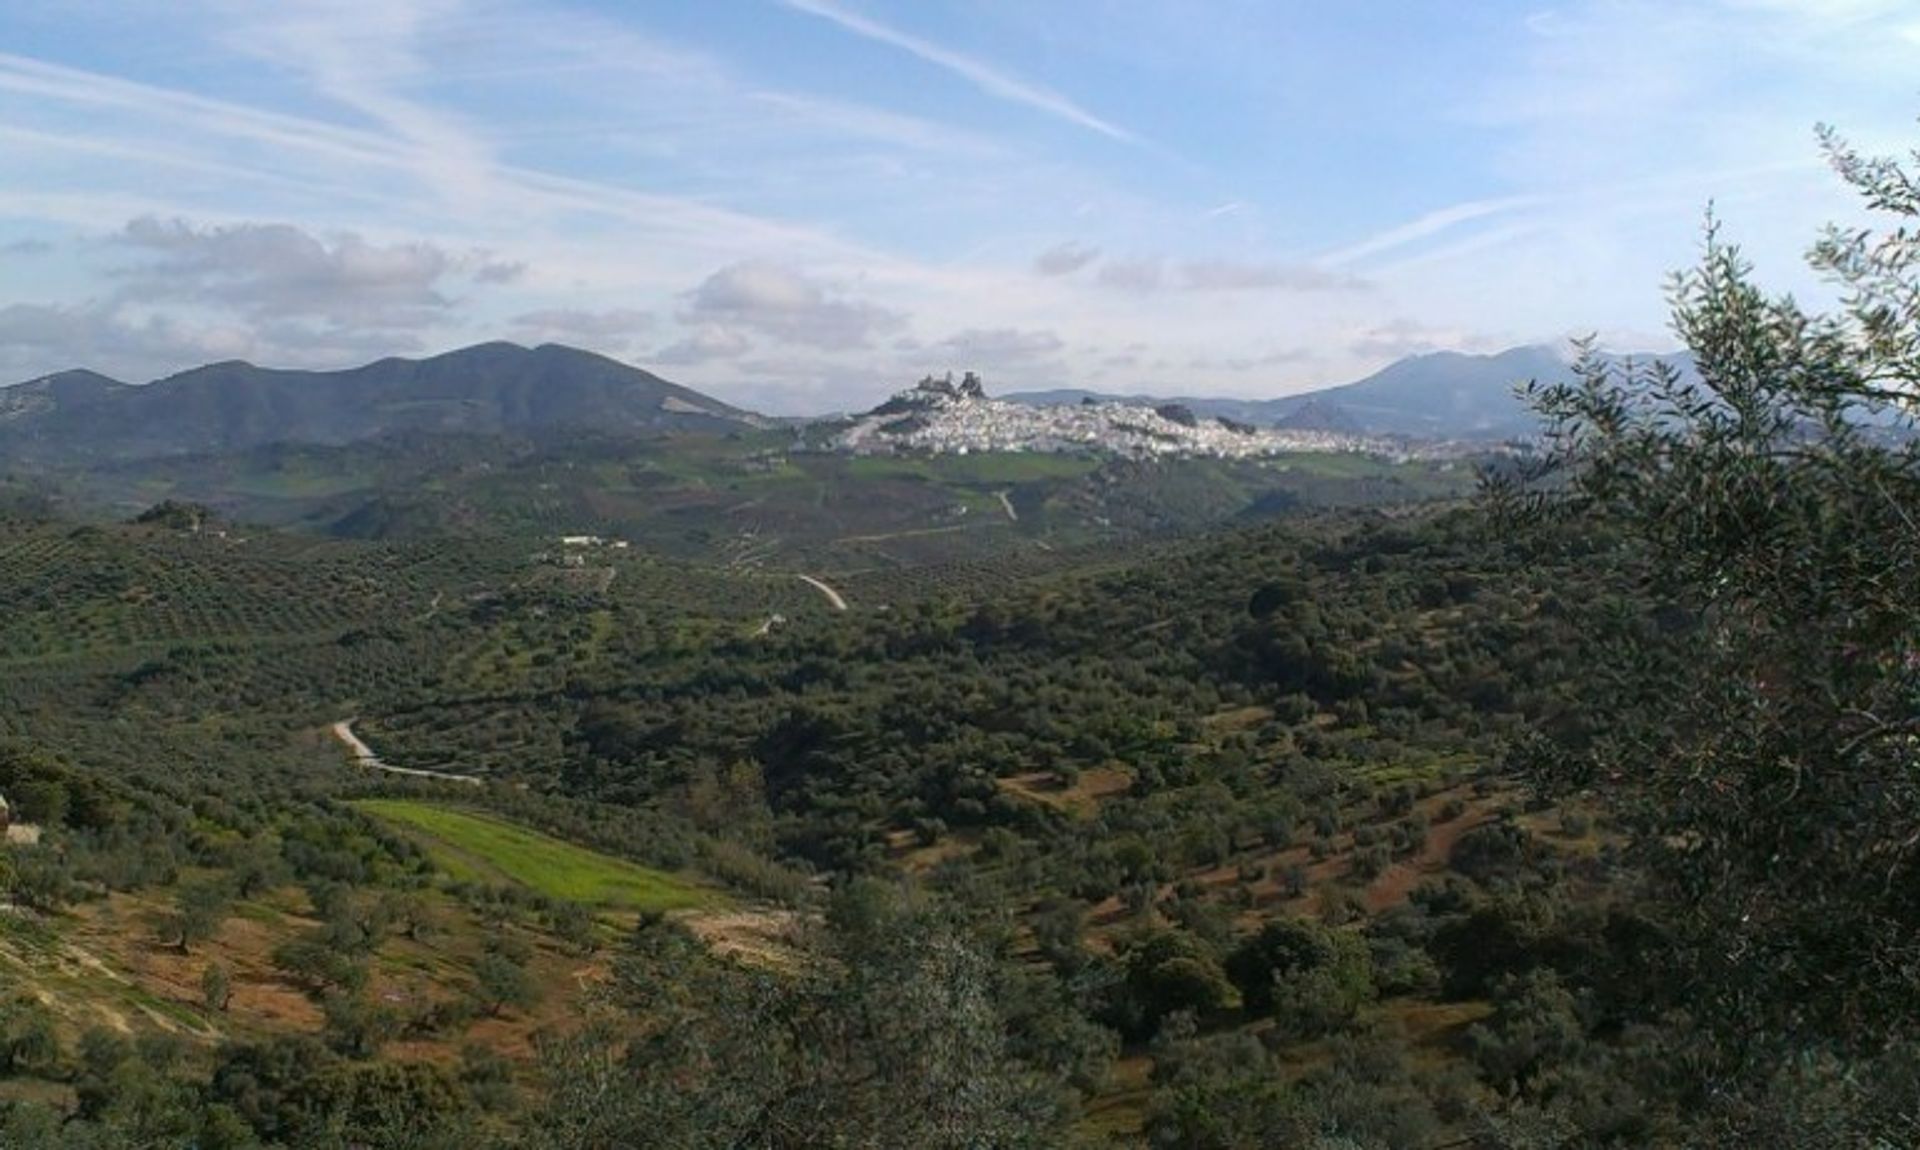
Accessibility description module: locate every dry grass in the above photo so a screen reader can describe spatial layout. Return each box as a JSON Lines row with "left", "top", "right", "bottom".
{"left": 4, "top": 884, "right": 611, "bottom": 1067}
{"left": 995, "top": 766, "right": 1133, "bottom": 818}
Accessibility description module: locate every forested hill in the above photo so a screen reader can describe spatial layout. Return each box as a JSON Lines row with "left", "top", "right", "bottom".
{"left": 0, "top": 494, "right": 1629, "bottom": 1147}
{"left": 0, "top": 342, "right": 759, "bottom": 463}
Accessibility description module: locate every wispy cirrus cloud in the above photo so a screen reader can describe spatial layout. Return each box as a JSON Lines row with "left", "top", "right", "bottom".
{"left": 3, "top": 1, "right": 1918, "bottom": 409}
{"left": 778, "top": 0, "right": 1141, "bottom": 144}
{"left": 220, "top": 0, "right": 499, "bottom": 209}
{"left": 0, "top": 49, "right": 893, "bottom": 260}
{"left": 1319, "top": 196, "right": 1540, "bottom": 267}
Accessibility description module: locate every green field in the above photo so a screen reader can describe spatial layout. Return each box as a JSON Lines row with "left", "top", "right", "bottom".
{"left": 353, "top": 800, "right": 714, "bottom": 911}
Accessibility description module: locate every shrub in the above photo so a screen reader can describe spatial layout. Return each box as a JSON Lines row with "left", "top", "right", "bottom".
{"left": 1226, "top": 918, "right": 1374, "bottom": 1036}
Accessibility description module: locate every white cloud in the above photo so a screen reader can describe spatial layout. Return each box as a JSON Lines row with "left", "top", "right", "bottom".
{"left": 510, "top": 308, "right": 655, "bottom": 349}
{"left": 1034, "top": 241, "right": 1100, "bottom": 277}
{"left": 3, "top": 1, "right": 1917, "bottom": 409}
{"left": 1347, "top": 318, "right": 1508, "bottom": 361}
{"left": 0, "top": 298, "right": 429, "bottom": 382}
{"left": 1097, "top": 257, "right": 1164, "bottom": 293}
{"left": 651, "top": 324, "right": 752, "bottom": 367}
{"left": 1178, "top": 259, "right": 1367, "bottom": 293}
{"left": 0, "top": 302, "right": 225, "bottom": 380}
{"left": 1188, "top": 347, "right": 1317, "bottom": 373}
{"left": 0, "top": 213, "right": 528, "bottom": 380}
{"left": 681, "top": 262, "right": 906, "bottom": 351}
{"left": 1088, "top": 255, "right": 1365, "bottom": 294}
{"left": 934, "top": 327, "right": 1065, "bottom": 365}
{"left": 112, "top": 216, "right": 511, "bottom": 330}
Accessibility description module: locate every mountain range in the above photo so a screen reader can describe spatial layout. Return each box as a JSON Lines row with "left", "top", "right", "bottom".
{"left": 0, "top": 342, "right": 758, "bottom": 463}
{"left": 1010, "top": 345, "right": 1692, "bottom": 439}
{"left": 0, "top": 341, "right": 1691, "bottom": 467}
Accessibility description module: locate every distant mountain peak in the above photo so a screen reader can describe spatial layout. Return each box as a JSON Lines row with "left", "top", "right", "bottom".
{"left": 1002, "top": 343, "right": 1687, "bottom": 440}
{"left": 1274, "top": 397, "right": 1361, "bottom": 435}
{"left": 0, "top": 341, "right": 763, "bottom": 463}
{"left": 19, "top": 368, "right": 127, "bottom": 392}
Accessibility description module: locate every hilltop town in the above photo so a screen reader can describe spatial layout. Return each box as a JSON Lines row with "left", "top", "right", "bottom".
{"left": 833, "top": 373, "right": 1390, "bottom": 459}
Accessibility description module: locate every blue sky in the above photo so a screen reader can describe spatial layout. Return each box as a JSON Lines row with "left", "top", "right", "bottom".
{"left": 1, "top": 0, "right": 1916, "bottom": 412}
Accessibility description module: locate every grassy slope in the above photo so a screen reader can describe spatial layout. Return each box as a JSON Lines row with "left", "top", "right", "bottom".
{"left": 353, "top": 800, "right": 715, "bottom": 911}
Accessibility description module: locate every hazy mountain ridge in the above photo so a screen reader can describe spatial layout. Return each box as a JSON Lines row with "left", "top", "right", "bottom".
{"left": 1009, "top": 345, "right": 1695, "bottom": 439}
{"left": 2, "top": 342, "right": 1697, "bottom": 467}
{"left": 0, "top": 342, "right": 761, "bottom": 462}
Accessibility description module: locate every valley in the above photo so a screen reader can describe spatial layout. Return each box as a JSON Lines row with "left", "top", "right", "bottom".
{"left": 0, "top": 146, "right": 1912, "bottom": 1150}
{"left": 0, "top": 319, "right": 1914, "bottom": 1146}
{"left": 0, "top": 461, "right": 1631, "bottom": 1145}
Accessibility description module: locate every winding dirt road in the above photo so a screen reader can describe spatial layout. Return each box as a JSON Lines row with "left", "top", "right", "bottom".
{"left": 796, "top": 574, "right": 848, "bottom": 611}
{"left": 330, "top": 719, "right": 481, "bottom": 785}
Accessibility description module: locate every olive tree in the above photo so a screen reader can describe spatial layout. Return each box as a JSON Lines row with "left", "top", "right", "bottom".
{"left": 529, "top": 886, "right": 1074, "bottom": 1150}
{"left": 1488, "top": 122, "right": 1920, "bottom": 1052}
